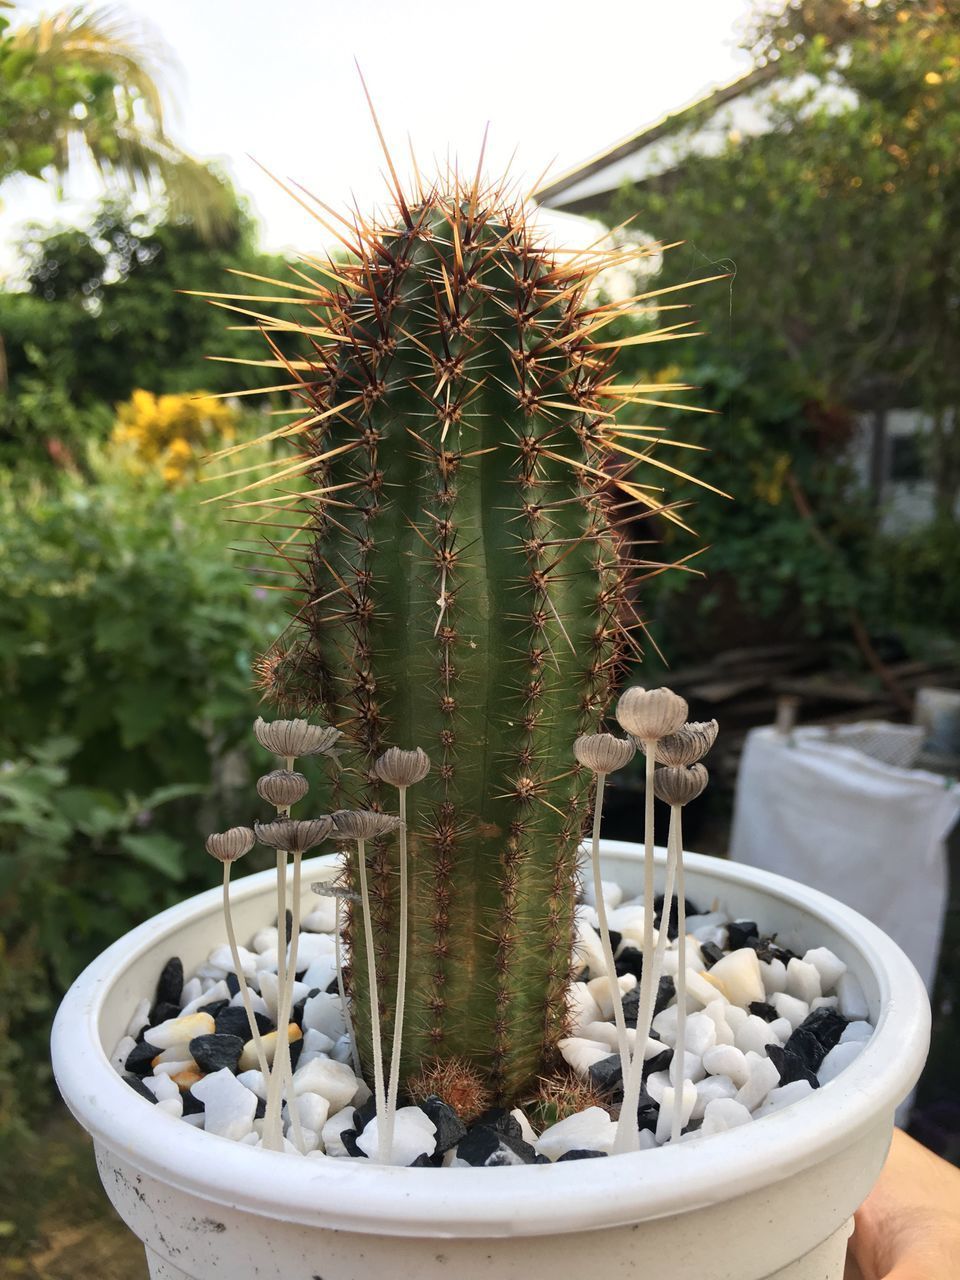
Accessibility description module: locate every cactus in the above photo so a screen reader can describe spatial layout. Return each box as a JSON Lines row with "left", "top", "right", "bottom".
{"left": 207, "top": 131, "right": 715, "bottom": 1104}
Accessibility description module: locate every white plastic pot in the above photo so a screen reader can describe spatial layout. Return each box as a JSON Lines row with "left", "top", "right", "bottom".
{"left": 52, "top": 841, "right": 929, "bottom": 1280}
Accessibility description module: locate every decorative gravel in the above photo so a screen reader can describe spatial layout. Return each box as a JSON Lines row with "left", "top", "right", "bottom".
{"left": 112, "top": 877, "right": 874, "bottom": 1166}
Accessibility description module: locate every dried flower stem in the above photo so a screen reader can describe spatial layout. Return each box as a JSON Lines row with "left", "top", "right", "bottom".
{"left": 280, "top": 851, "right": 307, "bottom": 1153}
{"left": 262, "top": 849, "right": 289, "bottom": 1150}
{"left": 589, "top": 773, "right": 630, "bottom": 1086}
{"left": 355, "top": 836, "right": 387, "bottom": 1137}
{"left": 612, "top": 743, "right": 658, "bottom": 1154}
{"left": 221, "top": 861, "right": 269, "bottom": 1079}
{"left": 381, "top": 787, "right": 410, "bottom": 1162}
{"left": 670, "top": 804, "right": 688, "bottom": 1144}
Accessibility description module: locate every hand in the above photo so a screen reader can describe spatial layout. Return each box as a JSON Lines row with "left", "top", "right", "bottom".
{"left": 847, "top": 1128, "right": 960, "bottom": 1279}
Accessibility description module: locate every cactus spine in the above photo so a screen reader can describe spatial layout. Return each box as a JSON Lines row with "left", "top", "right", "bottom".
{"left": 210, "top": 149, "right": 711, "bottom": 1103}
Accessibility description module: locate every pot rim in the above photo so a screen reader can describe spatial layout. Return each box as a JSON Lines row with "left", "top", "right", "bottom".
{"left": 51, "top": 841, "right": 929, "bottom": 1238}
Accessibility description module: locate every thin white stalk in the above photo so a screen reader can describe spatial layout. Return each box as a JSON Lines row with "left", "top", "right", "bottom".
{"left": 613, "top": 741, "right": 658, "bottom": 1153}
{"left": 613, "top": 778, "right": 681, "bottom": 1151}
{"left": 355, "top": 837, "right": 387, "bottom": 1147}
{"left": 335, "top": 892, "right": 362, "bottom": 1075}
{"left": 589, "top": 773, "right": 630, "bottom": 1085}
{"left": 671, "top": 807, "right": 688, "bottom": 1144}
{"left": 382, "top": 786, "right": 409, "bottom": 1162}
{"left": 222, "top": 862, "right": 270, "bottom": 1079}
{"left": 279, "top": 851, "right": 306, "bottom": 1153}
{"left": 262, "top": 849, "right": 288, "bottom": 1150}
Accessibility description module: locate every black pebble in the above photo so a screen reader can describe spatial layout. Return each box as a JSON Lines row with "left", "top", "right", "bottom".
{"left": 457, "top": 1125, "right": 536, "bottom": 1167}
{"left": 198, "top": 999, "right": 229, "bottom": 1020}
{"left": 325, "top": 977, "right": 340, "bottom": 995}
{"left": 215, "top": 1006, "right": 272, "bottom": 1039}
{"left": 282, "top": 909, "right": 293, "bottom": 946}
{"left": 418, "top": 1095, "right": 468, "bottom": 1154}
{"left": 588, "top": 1055, "right": 623, "bottom": 1098}
{"left": 409, "top": 1152, "right": 435, "bottom": 1167}
{"left": 124, "top": 1075, "right": 158, "bottom": 1102}
{"left": 154, "top": 957, "right": 183, "bottom": 1009}
{"left": 750, "top": 936, "right": 798, "bottom": 966}
{"left": 800, "top": 1007, "right": 848, "bottom": 1053}
{"left": 636, "top": 1089, "right": 659, "bottom": 1133}
{"left": 189, "top": 1033, "right": 243, "bottom": 1074}
{"left": 615, "top": 947, "right": 644, "bottom": 981}
{"left": 149, "top": 1001, "right": 181, "bottom": 1026}
{"left": 182, "top": 1091, "right": 205, "bottom": 1116}
{"left": 653, "top": 893, "right": 700, "bottom": 940}
{"left": 225, "top": 973, "right": 241, "bottom": 997}
{"left": 342, "top": 1128, "right": 367, "bottom": 1157}
{"left": 557, "top": 1149, "right": 608, "bottom": 1160}
{"left": 289, "top": 1038, "right": 304, "bottom": 1071}
{"left": 749, "top": 1001, "right": 779, "bottom": 1023}
{"left": 654, "top": 975, "right": 676, "bottom": 1016}
{"left": 534, "top": 1154, "right": 551, "bottom": 1164}
{"left": 700, "top": 941, "right": 724, "bottom": 969}
{"left": 353, "top": 1097, "right": 378, "bottom": 1132}
{"left": 726, "top": 920, "right": 759, "bottom": 950}
{"left": 767, "top": 1044, "right": 820, "bottom": 1089}
{"left": 474, "top": 1107, "right": 521, "bottom": 1140}
{"left": 643, "top": 1048, "right": 673, "bottom": 1079}
{"left": 608, "top": 929, "right": 623, "bottom": 956}
{"left": 783, "top": 1025, "right": 828, "bottom": 1073}
{"left": 255, "top": 1098, "right": 267, "bottom": 1120}
{"left": 125, "top": 1040, "right": 158, "bottom": 1077}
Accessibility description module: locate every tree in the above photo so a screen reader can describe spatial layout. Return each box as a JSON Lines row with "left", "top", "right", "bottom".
{"left": 0, "top": 2, "right": 232, "bottom": 240}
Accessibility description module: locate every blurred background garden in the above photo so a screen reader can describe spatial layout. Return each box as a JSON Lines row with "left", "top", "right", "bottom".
{"left": 0, "top": 0, "right": 958, "bottom": 1273}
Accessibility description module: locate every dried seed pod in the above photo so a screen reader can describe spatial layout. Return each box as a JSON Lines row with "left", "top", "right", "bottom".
{"left": 653, "top": 763, "right": 709, "bottom": 808}
{"left": 615, "top": 686, "right": 689, "bottom": 742}
{"left": 254, "top": 817, "right": 334, "bottom": 853}
{"left": 205, "top": 827, "right": 256, "bottom": 862}
{"left": 573, "top": 732, "right": 636, "bottom": 775}
{"left": 253, "top": 716, "right": 342, "bottom": 759}
{"left": 256, "top": 769, "right": 309, "bottom": 809}
{"left": 332, "top": 809, "right": 403, "bottom": 841}
{"left": 652, "top": 720, "right": 719, "bottom": 768}
{"left": 373, "top": 746, "right": 431, "bottom": 788}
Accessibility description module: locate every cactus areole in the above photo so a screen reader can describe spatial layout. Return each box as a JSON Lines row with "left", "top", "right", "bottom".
{"left": 213, "top": 156, "right": 711, "bottom": 1103}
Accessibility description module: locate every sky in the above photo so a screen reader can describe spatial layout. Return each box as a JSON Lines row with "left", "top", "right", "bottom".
{"left": 0, "top": 0, "right": 756, "bottom": 277}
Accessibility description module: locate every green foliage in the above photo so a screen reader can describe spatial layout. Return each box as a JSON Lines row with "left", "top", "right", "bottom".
{"left": 883, "top": 518, "right": 960, "bottom": 637}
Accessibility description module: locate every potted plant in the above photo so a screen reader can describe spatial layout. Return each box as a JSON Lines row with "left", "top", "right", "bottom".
{"left": 52, "top": 132, "right": 929, "bottom": 1280}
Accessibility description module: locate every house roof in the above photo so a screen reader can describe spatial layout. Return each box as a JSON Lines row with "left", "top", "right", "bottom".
{"left": 534, "top": 65, "right": 778, "bottom": 213}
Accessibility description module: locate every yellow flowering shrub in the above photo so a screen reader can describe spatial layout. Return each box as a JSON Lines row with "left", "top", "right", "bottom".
{"left": 112, "top": 390, "right": 238, "bottom": 485}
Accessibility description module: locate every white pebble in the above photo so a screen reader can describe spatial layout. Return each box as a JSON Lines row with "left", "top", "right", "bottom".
{"left": 724, "top": 1005, "right": 748, "bottom": 1035}
{"left": 297, "top": 1027, "right": 336, "bottom": 1066}
{"left": 708, "top": 948, "right": 765, "bottom": 1007}
{"left": 655, "top": 1081, "right": 697, "bottom": 1142}
{"left": 736, "top": 1014, "right": 780, "bottom": 1057}
{"left": 142, "top": 1073, "right": 179, "bottom": 1102}
{"left": 701, "top": 1097, "right": 752, "bottom": 1135}
{"left": 357, "top": 1107, "right": 436, "bottom": 1164}
{"left": 840, "top": 1020, "right": 874, "bottom": 1044}
{"left": 284, "top": 1091, "right": 330, "bottom": 1134}
{"left": 735, "top": 1051, "right": 780, "bottom": 1112}
{"left": 668, "top": 1048, "right": 704, "bottom": 1085}
{"left": 818, "top": 1039, "right": 866, "bottom": 1085}
{"left": 686, "top": 911, "right": 729, "bottom": 935}
{"left": 768, "top": 1017, "right": 793, "bottom": 1045}
{"left": 811, "top": 995, "right": 839, "bottom": 1012}
{"left": 691, "top": 1074, "right": 738, "bottom": 1120}
{"left": 646, "top": 1070, "right": 669, "bottom": 1103}
{"left": 760, "top": 958, "right": 787, "bottom": 996}
{"left": 289, "top": 931, "right": 334, "bottom": 970}
{"left": 152, "top": 1058, "right": 193, "bottom": 1078}
{"left": 259, "top": 972, "right": 311, "bottom": 1021}
{"left": 683, "top": 969, "right": 724, "bottom": 1009}
{"left": 837, "top": 972, "right": 869, "bottom": 1022}
{"left": 586, "top": 973, "right": 636, "bottom": 1018}
{"left": 254, "top": 950, "right": 279, "bottom": 973}
{"left": 511, "top": 1108, "right": 538, "bottom": 1144}
{"left": 756, "top": 1080, "right": 814, "bottom": 1117}
{"left": 302, "top": 898, "right": 337, "bottom": 933}
{"left": 292, "top": 1057, "right": 360, "bottom": 1113}
{"left": 236, "top": 1070, "right": 267, "bottom": 1099}
{"left": 702, "top": 1000, "right": 736, "bottom": 1046}
{"left": 580, "top": 1021, "right": 639, "bottom": 1051}
{"left": 567, "top": 981, "right": 603, "bottom": 1034}
{"left": 238, "top": 1025, "right": 300, "bottom": 1073}
{"left": 581, "top": 877, "right": 623, "bottom": 911}
{"left": 681, "top": 1012, "right": 717, "bottom": 1059}
{"left": 321, "top": 1105, "right": 357, "bottom": 1157}
{"left": 111, "top": 1035, "right": 137, "bottom": 1073}
{"left": 803, "top": 947, "right": 847, "bottom": 993}
{"left": 557, "top": 1037, "right": 612, "bottom": 1076}
{"left": 771, "top": 992, "right": 810, "bottom": 1030}
{"left": 296, "top": 1127, "right": 322, "bottom": 1154}
{"left": 146, "top": 1011, "right": 215, "bottom": 1050}
{"left": 179, "top": 977, "right": 203, "bottom": 1009}
{"left": 302, "top": 991, "right": 347, "bottom": 1040}
{"left": 652, "top": 1004, "right": 679, "bottom": 1045}
{"left": 208, "top": 944, "right": 257, "bottom": 978}
{"left": 180, "top": 978, "right": 229, "bottom": 1017}
{"left": 573, "top": 921, "right": 607, "bottom": 979}
{"left": 191, "top": 1068, "right": 258, "bottom": 1141}
{"left": 702, "top": 1044, "right": 750, "bottom": 1088}
{"left": 155, "top": 1096, "right": 184, "bottom": 1119}
{"left": 331, "top": 1034, "right": 357, "bottom": 1065}
{"left": 251, "top": 926, "right": 278, "bottom": 954}
{"left": 693, "top": 925, "right": 727, "bottom": 950}
{"left": 125, "top": 997, "right": 151, "bottom": 1040}
{"left": 786, "top": 958, "right": 822, "bottom": 1005}
{"left": 536, "top": 1107, "right": 616, "bottom": 1160}
{"left": 302, "top": 956, "right": 338, "bottom": 992}
{"left": 230, "top": 990, "right": 269, "bottom": 1017}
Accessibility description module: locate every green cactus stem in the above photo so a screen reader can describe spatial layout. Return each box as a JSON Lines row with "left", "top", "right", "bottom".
{"left": 204, "top": 128, "right": 719, "bottom": 1103}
